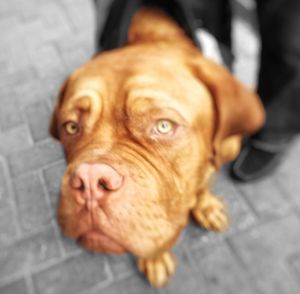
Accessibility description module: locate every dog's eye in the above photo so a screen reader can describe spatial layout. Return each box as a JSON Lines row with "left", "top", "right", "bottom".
{"left": 154, "top": 119, "right": 174, "bottom": 135}
{"left": 64, "top": 121, "right": 79, "bottom": 135}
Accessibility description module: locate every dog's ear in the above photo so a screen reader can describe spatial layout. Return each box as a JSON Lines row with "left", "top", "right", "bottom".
{"left": 189, "top": 54, "right": 265, "bottom": 168}
{"left": 49, "top": 78, "right": 69, "bottom": 140}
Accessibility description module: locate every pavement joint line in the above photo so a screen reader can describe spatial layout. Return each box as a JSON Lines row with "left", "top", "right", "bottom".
{"left": 0, "top": 154, "right": 22, "bottom": 238}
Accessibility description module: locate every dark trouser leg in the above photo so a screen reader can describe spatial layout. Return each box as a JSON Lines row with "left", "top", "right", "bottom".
{"left": 232, "top": 0, "right": 300, "bottom": 181}
{"left": 256, "top": 0, "right": 300, "bottom": 137}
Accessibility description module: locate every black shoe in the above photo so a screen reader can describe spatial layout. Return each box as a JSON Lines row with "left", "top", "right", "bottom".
{"left": 231, "top": 134, "right": 294, "bottom": 182}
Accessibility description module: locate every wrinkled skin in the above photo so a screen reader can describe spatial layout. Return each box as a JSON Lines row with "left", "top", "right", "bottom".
{"left": 54, "top": 45, "right": 215, "bottom": 257}
{"left": 50, "top": 7, "right": 265, "bottom": 287}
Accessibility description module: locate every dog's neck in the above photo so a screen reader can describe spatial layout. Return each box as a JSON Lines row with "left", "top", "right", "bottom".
{"left": 127, "top": 7, "right": 194, "bottom": 48}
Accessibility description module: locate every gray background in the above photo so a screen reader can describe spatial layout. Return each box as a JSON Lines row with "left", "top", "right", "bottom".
{"left": 0, "top": 0, "right": 300, "bottom": 293}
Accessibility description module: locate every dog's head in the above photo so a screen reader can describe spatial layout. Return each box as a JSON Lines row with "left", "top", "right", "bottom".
{"left": 50, "top": 8, "right": 264, "bottom": 258}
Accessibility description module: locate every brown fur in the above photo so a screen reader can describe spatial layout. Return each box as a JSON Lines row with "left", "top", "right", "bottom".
{"left": 50, "top": 7, "right": 265, "bottom": 287}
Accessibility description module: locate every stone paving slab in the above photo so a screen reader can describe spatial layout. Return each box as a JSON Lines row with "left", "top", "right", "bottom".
{"left": 0, "top": 0, "right": 299, "bottom": 294}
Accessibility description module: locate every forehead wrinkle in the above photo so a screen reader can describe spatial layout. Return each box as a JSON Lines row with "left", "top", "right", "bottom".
{"left": 123, "top": 75, "right": 158, "bottom": 94}
{"left": 77, "top": 89, "right": 102, "bottom": 132}
{"left": 129, "top": 88, "right": 175, "bottom": 103}
{"left": 126, "top": 81, "right": 214, "bottom": 127}
{"left": 126, "top": 89, "right": 192, "bottom": 124}
{"left": 61, "top": 87, "right": 103, "bottom": 133}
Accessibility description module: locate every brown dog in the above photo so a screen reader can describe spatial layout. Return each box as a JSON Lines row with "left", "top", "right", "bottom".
{"left": 50, "top": 7, "right": 265, "bottom": 287}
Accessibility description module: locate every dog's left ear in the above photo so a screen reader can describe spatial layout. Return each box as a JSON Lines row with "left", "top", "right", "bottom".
{"left": 49, "top": 78, "right": 69, "bottom": 140}
{"left": 188, "top": 54, "right": 265, "bottom": 168}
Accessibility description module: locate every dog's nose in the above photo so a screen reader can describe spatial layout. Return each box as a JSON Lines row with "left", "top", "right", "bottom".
{"left": 70, "top": 163, "right": 123, "bottom": 208}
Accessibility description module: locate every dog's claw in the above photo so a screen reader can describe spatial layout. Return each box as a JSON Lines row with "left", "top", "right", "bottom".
{"left": 138, "top": 251, "right": 176, "bottom": 287}
{"left": 192, "top": 193, "right": 229, "bottom": 232}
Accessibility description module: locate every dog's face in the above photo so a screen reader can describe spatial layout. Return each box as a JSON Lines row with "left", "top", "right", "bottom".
{"left": 50, "top": 44, "right": 217, "bottom": 257}
{"left": 50, "top": 38, "right": 265, "bottom": 259}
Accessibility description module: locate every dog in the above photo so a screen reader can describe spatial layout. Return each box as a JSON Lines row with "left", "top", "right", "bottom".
{"left": 50, "top": 7, "right": 265, "bottom": 287}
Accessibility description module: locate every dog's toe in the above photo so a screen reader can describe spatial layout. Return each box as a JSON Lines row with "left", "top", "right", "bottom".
{"left": 138, "top": 251, "right": 176, "bottom": 287}
{"left": 192, "top": 192, "right": 229, "bottom": 232}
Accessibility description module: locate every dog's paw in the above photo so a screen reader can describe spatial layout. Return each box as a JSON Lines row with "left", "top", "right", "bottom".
{"left": 138, "top": 251, "right": 176, "bottom": 287}
{"left": 192, "top": 192, "right": 229, "bottom": 232}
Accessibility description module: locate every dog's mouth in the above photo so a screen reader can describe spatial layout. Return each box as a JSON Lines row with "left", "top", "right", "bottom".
{"left": 59, "top": 162, "right": 186, "bottom": 257}
{"left": 77, "top": 229, "right": 128, "bottom": 254}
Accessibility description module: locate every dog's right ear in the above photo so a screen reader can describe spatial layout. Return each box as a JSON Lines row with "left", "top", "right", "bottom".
{"left": 49, "top": 78, "right": 69, "bottom": 140}
{"left": 188, "top": 53, "right": 265, "bottom": 168}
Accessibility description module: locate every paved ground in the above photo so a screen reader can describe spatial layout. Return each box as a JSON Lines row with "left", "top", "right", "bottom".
{"left": 1, "top": 0, "right": 300, "bottom": 293}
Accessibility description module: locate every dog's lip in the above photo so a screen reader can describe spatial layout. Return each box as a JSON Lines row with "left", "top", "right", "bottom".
{"left": 77, "top": 229, "right": 127, "bottom": 253}
{"left": 78, "top": 229, "right": 117, "bottom": 243}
